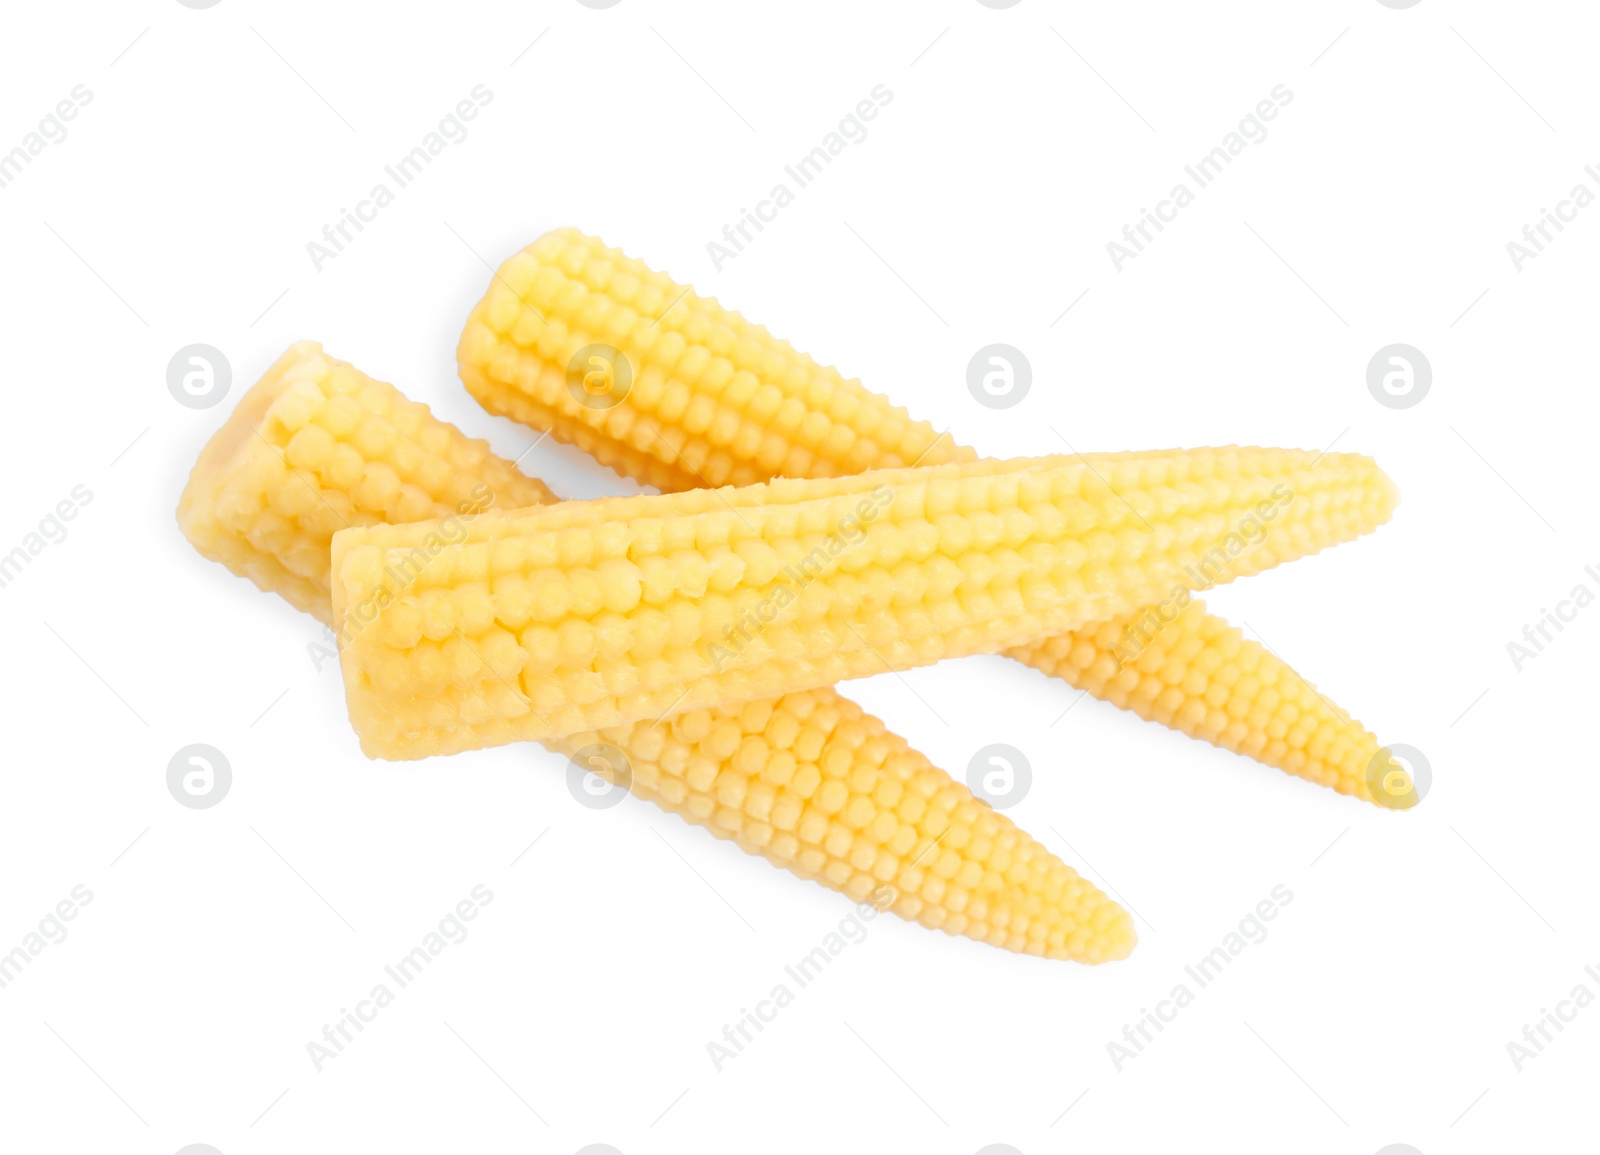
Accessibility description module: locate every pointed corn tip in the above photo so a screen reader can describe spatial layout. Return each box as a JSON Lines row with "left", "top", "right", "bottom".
{"left": 1312, "top": 448, "right": 1400, "bottom": 521}
{"left": 1085, "top": 910, "right": 1138, "bottom": 964}
{"left": 1363, "top": 744, "right": 1427, "bottom": 811}
{"left": 1033, "top": 882, "right": 1137, "bottom": 963}
{"left": 1376, "top": 461, "right": 1401, "bottom": 518}
{"left": 1107, "top": 903, "right": 1138, "bottom": 960}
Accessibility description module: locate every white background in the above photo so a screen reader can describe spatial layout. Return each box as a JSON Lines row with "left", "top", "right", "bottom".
{"left": 0, "top": 1, "right": 1594, "bottom": 1153}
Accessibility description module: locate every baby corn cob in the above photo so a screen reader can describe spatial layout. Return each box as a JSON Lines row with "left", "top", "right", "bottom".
{"left": 557, "top": 692, "right": 1134, "bottom": 961}
{"left": 178, "top": 341, "right": 556, "bottom": 622}
{"left": 457, "top": 229, "right": 959, "bottom": 493}
{"left": 178, "top": 346, "right": 1134, "bottom": 962}
{"left": 457, "top": 228, "right": 966, "bottom": 489}
{"left": 332, "top": 448, "right": 1397, "bottom": 759}
{"left": 1010, "top": 601, "right": 1385, "bottom": 800}
{"left": 458, "top": 229, "right": 1400, "bottom": 804}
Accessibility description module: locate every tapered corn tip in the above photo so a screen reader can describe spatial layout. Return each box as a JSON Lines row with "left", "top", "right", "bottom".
{"left": 1364, "top": 744, "right": 1425, "bottom": 811}
{"left": 873, "top": 854, "right": 1136, "bottom": 965}
{"left": 559, "top": 690, "right": 1136, "bottom": 964}
{"left": 1010, "top": 596, "right": 1401, "bottom": 807}
{"left": 1086, "top": 909, "right": 1137, "bottom": 963}
{"left": 1342, "top": 451, "right": 1400, "bottom": 525}
{"left": 1358, "top": 455, "right": 1402, "bottom": 529}
{"left": 1379, "top": 464, "right": 1401, "bottom": 514}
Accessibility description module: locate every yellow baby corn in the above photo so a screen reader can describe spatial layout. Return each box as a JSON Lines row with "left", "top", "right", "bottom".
{"left": 177, "top": 341, "right": 556, "bottom": 623}
{"left": 178, "top": 349, "right": 1133, "bottom": 962}
{"left": 458, "top": 229, "right": 1399, "bottom": 804}
{"left": 1010, "top": 601, "right": 1386, "bottom": 802}
{"left": 457, "top": 228, "right": 957, "bottom": 493}
{"left": 556, "top": 692, "right": 1134, "bottom": 962}
{"left": 332, "top": 448, "right": 1397, "bottom": 759}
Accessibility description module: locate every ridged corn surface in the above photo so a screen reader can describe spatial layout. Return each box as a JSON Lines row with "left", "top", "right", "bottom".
{"left": 176, "top": 356, "right": 1131, "bottom": 962}
{"left": 332, "top": 448, "right": 1398, "bottom": 759}
{"left": 458, "top": 229, "right": 1398, "bottom": 803}
{"left": 457, "top": 228, "right": 968, "bottom": 492}
{"left": 555, "top": 690, "right": 1135, "bottom": 961}
{"left": 1009, "top": 600, "right": 1390, "bottom": 803}
{"left": 177, "top": 341, "right": 556, "bottom": 623}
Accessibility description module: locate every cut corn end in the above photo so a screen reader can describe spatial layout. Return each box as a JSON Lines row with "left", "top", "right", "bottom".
{"left": 177, "top": 341, "right": 557, "bottom": 625}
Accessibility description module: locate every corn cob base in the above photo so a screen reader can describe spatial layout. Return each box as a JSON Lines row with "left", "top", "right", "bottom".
{"left": 177, "top": 341, "right": 556, "bottom": 623}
